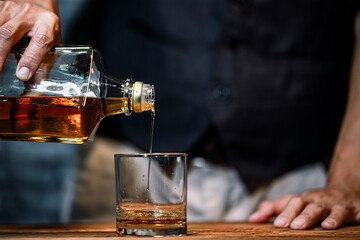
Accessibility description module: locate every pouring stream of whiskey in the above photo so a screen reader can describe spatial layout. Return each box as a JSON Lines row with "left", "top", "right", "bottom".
{"left": 146, "top": 107, "right": 155, "bottom": 193}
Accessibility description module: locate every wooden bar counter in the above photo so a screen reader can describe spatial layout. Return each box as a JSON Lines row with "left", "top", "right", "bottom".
{"left": 1, "top": 222, "right": 360, "bottom": 239}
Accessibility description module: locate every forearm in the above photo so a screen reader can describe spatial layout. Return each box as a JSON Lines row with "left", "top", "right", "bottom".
{"left": 328, "top": 12, "right": 360, "bottom": 189}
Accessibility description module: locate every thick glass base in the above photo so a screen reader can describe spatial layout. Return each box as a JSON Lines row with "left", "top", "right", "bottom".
{"left": 117, "top": 225, "right": 186, "bottom": 237}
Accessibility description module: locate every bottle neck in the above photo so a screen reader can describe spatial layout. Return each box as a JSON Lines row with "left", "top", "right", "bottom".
{"left": 101, "top": 74, "right": 155, "bottom": 116}
{"left": 132, "top": 81, "right": 155, "bottom": 113}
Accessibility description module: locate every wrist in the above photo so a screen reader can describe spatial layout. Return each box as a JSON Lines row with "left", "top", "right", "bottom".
{"left": 327, "top": 150, "right": 360, "bottom": 190}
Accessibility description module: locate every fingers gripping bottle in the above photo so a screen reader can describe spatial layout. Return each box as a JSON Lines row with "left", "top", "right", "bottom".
{"left": 0, "top": 46, "right": 155, "bottom": 144}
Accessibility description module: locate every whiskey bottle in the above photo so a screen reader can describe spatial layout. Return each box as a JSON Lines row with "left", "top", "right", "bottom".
{"left": 0, "top": 46, "right": 154, "bottom": 144}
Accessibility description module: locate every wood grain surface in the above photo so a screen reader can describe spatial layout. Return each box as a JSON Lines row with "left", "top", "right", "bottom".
{"left": 0, "top": 222, "right": 359, "bottom": 239}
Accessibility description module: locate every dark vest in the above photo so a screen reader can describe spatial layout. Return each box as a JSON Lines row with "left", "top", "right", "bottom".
{"left": 69, "top": 0, "right": 360, "bottom": 183}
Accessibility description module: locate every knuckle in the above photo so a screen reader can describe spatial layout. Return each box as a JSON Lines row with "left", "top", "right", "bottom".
{"left": 334, "top": 203, "right": 347, "bottom": 209}
{"left": 51, "top": 12, "right": 60, "bottom": 23}
{"left": 301, "top": 190, "right": 320, "bottom": 201}
{"left": 300, "top": 212, "right": 312, "bottom": 220}
{"left": 305, "top": 189, "right": 316, "bottom": 194}
{"left": 329, "top": 212, "right": 342, "bottom": 219}
{"left": 52, "top": 14, "right": 61, "bottom": 33}
{"left": 0, "top": 24, "right": 15, "bottom": 41}
{"left": 21, "top": 54, "right": 39, "bottom": 70}
{"left": 33, "top": 33, "right": 54, "bottom": 48}
{"left": 22, "top": 2, "right": 33, "bottom": 12}
{"left": 333, "top": 204, "right": 351, "bottom": 213}
{"left": 311, "top": 202, "right": 325, "bottom": 210}
{"left": 301, "top": 189, "right": 315, "bottom": 197}
{"left": 279, "top": 194, "right": 294, "bottom": 205}
{"left": 1, "top": 1, "right": 12, "bottom": 12}
{"left": 290, "top": 196, "right": 304, "bottom": 205}
{"left": 41, "top": 11, "right": 60, "bottom": 25}
{"left": 16, "top": 2, "right": 33, "bottom": 16}
{"left": 4, "top": 1, "right": 17, "bottom": 9}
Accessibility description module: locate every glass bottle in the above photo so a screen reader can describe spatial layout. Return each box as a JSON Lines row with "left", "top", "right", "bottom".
{"left": 0, "top": 46, "right": 155, "bottom": 144}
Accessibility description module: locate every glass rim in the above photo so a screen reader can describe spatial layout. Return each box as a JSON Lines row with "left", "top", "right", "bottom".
{"left": 114, "top": 153, "right": 187, "bottom": 158}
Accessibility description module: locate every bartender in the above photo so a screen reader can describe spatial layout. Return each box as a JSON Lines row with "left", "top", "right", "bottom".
{"left": 0, "top": 0, "right": 360, "bottom": 229}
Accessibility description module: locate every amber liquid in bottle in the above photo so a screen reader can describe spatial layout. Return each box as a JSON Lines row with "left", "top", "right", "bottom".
{"left": 0, "top": 96, "right": 128, "bottom": 144}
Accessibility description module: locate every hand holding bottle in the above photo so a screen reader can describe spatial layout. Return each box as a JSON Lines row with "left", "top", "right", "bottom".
{"left": 0, "top": 0, "right": 60, "bottom": 81}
